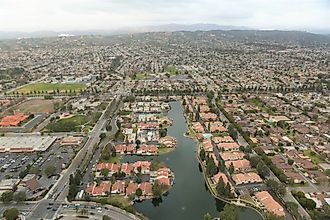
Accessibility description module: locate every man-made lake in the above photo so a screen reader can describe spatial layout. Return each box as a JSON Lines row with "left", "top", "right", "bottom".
{"left": 124, "top": 101, "right": 263, "bottom": 220}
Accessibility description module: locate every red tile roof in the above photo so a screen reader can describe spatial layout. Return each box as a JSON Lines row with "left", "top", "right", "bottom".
{"left": 0, "top": 113, "right": 29, "bottom": 127}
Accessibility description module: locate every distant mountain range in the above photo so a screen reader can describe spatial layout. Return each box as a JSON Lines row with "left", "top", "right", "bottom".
{"left": 0, "top": 23, "right": 329, "bottom": 39}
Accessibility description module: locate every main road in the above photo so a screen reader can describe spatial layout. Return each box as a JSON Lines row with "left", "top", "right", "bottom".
{"left": 26, "top": 95, "right": 123, "bottom": 219}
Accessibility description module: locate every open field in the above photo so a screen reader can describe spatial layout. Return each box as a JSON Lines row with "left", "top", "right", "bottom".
{"left": 45, "top": 112, "right": 101, "bottom": 132}
{"left": 14, "top": 99, "right": 62, "bottom": 113}
{"left": 303, "top": 149, "right": 325, "bottom": 164}
{"left": 131, "top": 72, "right": 148, "bottom": 80}
{"left": 91, "top": 195, "right": 133, "bottom": 211}
{"left": 13, "top": 83, "right": 87, "bottom": 95}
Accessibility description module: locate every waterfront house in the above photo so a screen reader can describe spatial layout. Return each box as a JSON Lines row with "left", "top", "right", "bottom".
{"left": 225, "top": 159, "right": 251, "bottom": 172}
{"left": 220, "top": 152, "right": 245, "bottom": 161}
{"left": 217, "top": 142, "right": 240, "bottom": 152}
{"left": 232, "top": 172, "right": 262, "bottom": 185}
{"left": 86, "top": 181, "right": 111, "bottom": 196}
{"left": 111, "top": 181, "right": 125, "bottom": 194}
{"left": 255, "top": 191, "right": 285, "bottom": 217}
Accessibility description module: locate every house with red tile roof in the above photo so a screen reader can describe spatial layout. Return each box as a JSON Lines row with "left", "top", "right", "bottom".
{"left": 225, "top": 159, "right": 251, "bottom": 172}
{"left": 152, "top": 167, "right": 172, "bottom": 186}
{"left": 213, "top": 136, "right": 235, "bottom": 144}
{"left": 86, "top": 181, "right": 111, "bottom": 196}
{"left": 207, "top": 122, "right": 227, "bottom": 133}
{"left": 111, "top": 180, "right": 125, "bottom": 194}
{"left": 125, "top": 182, "right": 139, "bottom": 196}
{"left": 0, "top": 113, "right": 29, "bottom": 127}
{"left": 192, "top": 97, "right": 208, "bottom": 105}
{"left": 192, "top": 122, "right": 204, "bottom": 133}
{"left": 220, "top": 152, "right": 245, "bottom": 161}
{"left": 200, "top": 113, "right": 218, "bottom": 122}
{"left": 217, "top": 142, "right": 240, "bottom": 152}
{"left": 121, "top": 163, "right": 133, "bottom": 176}
{"left": 113, "top": 144, "right": 134, "bottom": 154}
{"left": 139, "top": 182, "right": 153, "bottom": 197}
{"left": 255, "top": 191, "right": 285, "bottom": 217}
{"left": 133, "top": 161, "right": 151, "bottom": 174}
{"left": 232, "top": 172, "right": 262, "bottom": 185}
{"left": 136, "top": 145, "right": 159, "bottom": 155}
{"left": 209, "top": 152, "right": 219, "bottom": 166}
{"left": 212, "top": 172, "right": 229, "bottom": 185}
{"left": 96, "top": 163, "right": 120, "bottom": 176}
{"left": 199, "top": 105, "right": 210, "bottom": 113}
{"left": 201, "top": 139, "right": 213, "bottom": 152}
{"left": 211, "top": 172, "right": 234, "bottom": 191}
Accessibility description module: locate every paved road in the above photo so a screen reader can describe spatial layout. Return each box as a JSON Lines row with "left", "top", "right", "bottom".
{"left": 58, "top": 201, "right": 139, "bottom": 220}
{"left": 26, "top": 96, "right": 122, "bottom": 219}
{"left": 81, "top": 100, "right": 122, "bottom": 189}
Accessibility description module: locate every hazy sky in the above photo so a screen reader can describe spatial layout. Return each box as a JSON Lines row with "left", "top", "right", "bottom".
{"left": 0, "top": 0, "right": 329, "bottom": 31}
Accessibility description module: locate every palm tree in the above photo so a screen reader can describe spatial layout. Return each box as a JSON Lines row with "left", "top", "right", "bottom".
{"left": 80, "top": 208, "right": 88, "bottom": 216}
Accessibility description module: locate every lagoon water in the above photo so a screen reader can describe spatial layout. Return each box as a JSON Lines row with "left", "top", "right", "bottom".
{"left": 124, "top": 101, "right": 263, "bottom": 220}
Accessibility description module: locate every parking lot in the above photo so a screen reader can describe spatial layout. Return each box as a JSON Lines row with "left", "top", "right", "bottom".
{"left": 0, "top": 153, "right": 38, "bottom": 179}
{"left": 0, "top": 136, "right": 85, "bottom": 200}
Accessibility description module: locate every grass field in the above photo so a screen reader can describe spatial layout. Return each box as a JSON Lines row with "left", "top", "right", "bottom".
{"left": 14, "top": 99, "right": 62, "bottom": 113}
{"left": 303, "top": 149, "right": 324, "bottom": 164}
{"left": 45, "top": 112, "right": 101, "bottom": 132}
{"left": 100, "top": 154, "right": 122, "bottom": 163}
{"left": 91, "top": 195, "right": 133, "bottom": 211}
{"left": 131, "top": 72, "right": 148, "bottom": 80}
{"left": 165, "top": 65, "right": 177, "bottom": 75}
{"left": 13, "top": 83, "right": 87, "bottom": 94}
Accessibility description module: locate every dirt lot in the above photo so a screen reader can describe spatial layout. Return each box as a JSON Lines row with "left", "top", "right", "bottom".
{"left": 14, "top": 99, "right": 62, "bottom": 113}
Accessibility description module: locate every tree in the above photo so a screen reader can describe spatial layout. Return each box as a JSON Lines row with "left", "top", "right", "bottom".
{"left": 99, "top": 133, "right": 106, "bottom": 139}
{"left": 228, "top": 125, "right": 238, "bottom": 140}
{"left": 256, "top": 162, "right": 270, "bottom": 178}
{"left": 216, "top": 177, "right": 226, "bottom": 196}
{"left": 218, "top": 159, "right": 226, "bottom": 172}
{"left": 200, "top": 148, "right": 206, "bottom": 161}
{"left": 206, "top": 156, "right": 218, "bottom": 177}
{"left": 29, "top": 166, "right": 40, "bottom": 175}
{"left": 249, "top": 156, "right": 262, "bottom": 168}
{"left": 103, "top": 215, "right": 112, "bottom": 220}
{"left": 101, "top": 147, "right": 111, "bottom": 161}
{"left": 152, "top": 181, "right": 163, "bottom": 199}
{"left": 325, "top": 169, "right": 330, "bottom": 177}
{"left": 100, "top": 169, "right": 110, "bottom": 178}
{"left": 206, "top": 91, "right": 214, "bottom": 100}
{"left": 228, "top": 162, "right": 235, "bottom": 175}
{"left": 80, "top": 208, "right": 88, "bottom": 216}
{"left": 3, "top": 208, "right": 19, "bottom": 220}
{"left": 13, "top": 191, "right": 26, "bottom": 203}
{"left": 285, "top": 202, "right": 301, "bottom": 219}
{"left": 159, "top": 128, "right": 167, "bottom": 137}
{"left": 204, "top": 213, "right": 212, "bottom": 220}
{"left": 288, "top": 158, "right": 294, "bottom": 165}
{"left": 265, "top": 213, "right": 284, "bottom": 220}
{"left": 44, "top": 165, "right": 56, "bottom": 177}
{"left": 136, "top": 188, "right": 142, "bottom": 197}
{"left": 0, "top": 191, "right": 14, "bottom": 203}
{"left": 219, "top": 204, "right": 239, "bottom": 220}
{"left": 266, "top": 179, "right": 286, "bottom": 197}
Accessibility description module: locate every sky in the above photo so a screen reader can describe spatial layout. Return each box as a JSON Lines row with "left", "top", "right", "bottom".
{"left": 0, "top": 0, "right": 329, "bottom": 32}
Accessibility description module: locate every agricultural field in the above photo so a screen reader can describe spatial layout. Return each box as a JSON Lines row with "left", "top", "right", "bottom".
{"left": 44, "top": 112, "right": 101, "bottom": 132}
{"left": 12, "top": 83, "right": 87, "bottom": 95}
{"left": 14, "top": 99, "right": 62, "bottom": 113}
